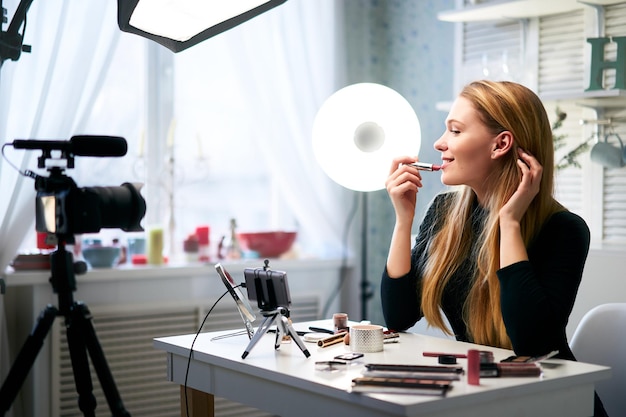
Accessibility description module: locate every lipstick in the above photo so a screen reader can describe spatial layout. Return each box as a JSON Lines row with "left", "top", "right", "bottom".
{"left": 317, "top": 331, "right": 347, "bottom": 348}
{"left": 408, "top": 162, "right": 442, "bottom": 171}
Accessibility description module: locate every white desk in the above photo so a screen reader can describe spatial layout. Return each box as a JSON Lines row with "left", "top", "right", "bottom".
{"left": 153, "top": 320, "right": 610, "bottom": 417}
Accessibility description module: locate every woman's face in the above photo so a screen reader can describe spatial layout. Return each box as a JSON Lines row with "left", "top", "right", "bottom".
{"left": 433, "top": 96, "right": 501, "bottom": 200}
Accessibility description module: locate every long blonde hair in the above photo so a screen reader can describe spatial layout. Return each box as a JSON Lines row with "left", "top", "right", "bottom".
{"left": 420, "top": 80, "right": 563, "bottom": 348}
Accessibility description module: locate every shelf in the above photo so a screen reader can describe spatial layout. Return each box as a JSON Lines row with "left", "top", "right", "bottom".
{"left": 438, "top": 0, "right": 625, "bottom": 23}
{"left": 575, "top": 89, "right": 626, "bottom": 108}
{"left": 437, "top": 89, "right": 626, "bottom": 114}
{"left": 541, "top": 89, "right": 626, "bottom": 108}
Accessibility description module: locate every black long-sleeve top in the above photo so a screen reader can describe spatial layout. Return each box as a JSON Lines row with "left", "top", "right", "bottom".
{"left": 381, "top": 192, "right": 590, "bottom": 360}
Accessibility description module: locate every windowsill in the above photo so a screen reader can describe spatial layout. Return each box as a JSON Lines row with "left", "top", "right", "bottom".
{"left": 3, "top": 257, "right": 347, "bottom": 287}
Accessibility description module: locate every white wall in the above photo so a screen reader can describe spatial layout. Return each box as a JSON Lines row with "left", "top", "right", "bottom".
{"left": 568, "top": 249, "right": 626, "bottom": 339}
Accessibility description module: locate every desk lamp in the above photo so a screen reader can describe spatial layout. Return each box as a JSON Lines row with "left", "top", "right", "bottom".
{"left": 312, "top": 82, "right": 421, "bottom": 319}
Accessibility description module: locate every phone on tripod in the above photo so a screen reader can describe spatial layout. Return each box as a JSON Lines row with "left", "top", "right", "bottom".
{"left": 240, "top": 262, "right": 309, "bottom": 359}
{"left": 243, "top": 266, "right": 291, "bottom": 311}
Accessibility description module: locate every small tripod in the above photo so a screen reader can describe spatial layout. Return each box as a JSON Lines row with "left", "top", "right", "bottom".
{"left": 241, "top": 306, "right": 310, "bottom": 359}
{"left": 0, "top": 239, "right": 130, "bottom": 417}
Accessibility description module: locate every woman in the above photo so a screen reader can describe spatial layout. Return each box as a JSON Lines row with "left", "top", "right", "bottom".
{"left": 381, "top": 80, "right": 607, "bottom": 416}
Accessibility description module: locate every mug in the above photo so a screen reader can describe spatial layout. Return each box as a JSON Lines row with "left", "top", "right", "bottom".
{"left": 590, "top": 133, "right": 625, "bottom": 169}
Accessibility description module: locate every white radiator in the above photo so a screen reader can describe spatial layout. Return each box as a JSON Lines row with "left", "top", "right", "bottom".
{"left": 51, "top": 295, "right": 320, "bottom": 417}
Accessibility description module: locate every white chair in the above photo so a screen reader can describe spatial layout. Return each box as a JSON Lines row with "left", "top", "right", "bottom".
{"left": 570, "top": 303, "right": 626, "bottom": 417}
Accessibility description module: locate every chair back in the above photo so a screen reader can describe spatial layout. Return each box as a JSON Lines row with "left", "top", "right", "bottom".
{"left": 570, "top": 303, "right": 626, "bottom": 417}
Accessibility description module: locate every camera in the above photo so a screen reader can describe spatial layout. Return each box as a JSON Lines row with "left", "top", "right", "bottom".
{"left": 11, "top": 135, "right": 146, "bottom": 239}
{"left": 0, "top": 136, "right": 146, "bottom": 416}
{"left": 35, "top": 173, "right": 145, "bottom": 236}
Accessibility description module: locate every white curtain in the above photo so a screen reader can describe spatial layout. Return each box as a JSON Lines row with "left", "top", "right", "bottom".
{"left": 0, "top": 1, "right": 120, "bottom": 414}
{"left": 231, "top": 0, "right": 352, "bottom": 257}
{"left": 1, "top": 0, "right": 355, "bottom": 412}
{"left": 171, "top": 0, "right": 353, "bottom": 258}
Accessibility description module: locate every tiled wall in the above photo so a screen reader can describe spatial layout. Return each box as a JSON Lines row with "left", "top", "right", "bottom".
{"left": 342, "top": 0, "right": 455, "bottom": 325}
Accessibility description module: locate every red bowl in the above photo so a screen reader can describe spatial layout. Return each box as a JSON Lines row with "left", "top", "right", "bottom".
{"left": 236, "top": 231, "right": 297, "bottom": 258}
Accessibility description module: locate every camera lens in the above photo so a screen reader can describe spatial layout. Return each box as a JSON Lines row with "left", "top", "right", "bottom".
{"left": 70, "top": 183, "right": 146, "bottom": 233}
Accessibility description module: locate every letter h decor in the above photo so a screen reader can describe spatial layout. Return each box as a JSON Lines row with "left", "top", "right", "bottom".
{"left": 586, "top": 36, "right": 626, "bottom": 91}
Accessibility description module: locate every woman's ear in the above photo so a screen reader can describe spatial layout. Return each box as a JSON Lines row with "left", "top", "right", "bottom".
{"left": 491, "top": 131, "right": 514, "bottom": 159}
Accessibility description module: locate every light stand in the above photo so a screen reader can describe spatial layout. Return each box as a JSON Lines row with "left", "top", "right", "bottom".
{"left": 241, "top": 306, "right": 310, "bottom": 359}
{"left": 0, "top": 239, "right": 130, "bottom": 417}
{"left": 0, "top": 0, "right": 33, "bottom": 68}
{"left": 360, "top": 192, "right": 375, "bottom": 320}
{"left": 311, "top": 83, "right": 422, "bottom": 322}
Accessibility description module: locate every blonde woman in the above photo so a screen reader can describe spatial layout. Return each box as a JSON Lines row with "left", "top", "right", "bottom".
{"left": 382, "top": 80, "right": 607, "bottom": 416}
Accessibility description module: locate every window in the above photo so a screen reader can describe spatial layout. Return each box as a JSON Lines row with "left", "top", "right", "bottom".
{"left": 40, "top": 0, "right": 347, "bottom": 261}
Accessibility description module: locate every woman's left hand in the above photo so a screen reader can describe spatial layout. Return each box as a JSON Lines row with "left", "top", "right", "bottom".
{"left": 499, "top": 148, "right": 542, "bottom": 223}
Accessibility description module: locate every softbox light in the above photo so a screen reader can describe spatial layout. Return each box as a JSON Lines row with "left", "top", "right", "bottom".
{"left": 117, "top": 0, "right": 287, "bottom": 53}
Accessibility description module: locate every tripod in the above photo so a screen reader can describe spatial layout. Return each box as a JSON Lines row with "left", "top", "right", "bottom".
{"left": 241, "top": 306, "right": 310, "bottom": 359}
{"left": 0, "top": 240, "right": 130, "bottom": 417}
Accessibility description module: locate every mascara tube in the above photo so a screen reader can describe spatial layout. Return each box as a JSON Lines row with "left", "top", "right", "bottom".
{"left": 408, "top": 162, "right": 442, "bottom": 171}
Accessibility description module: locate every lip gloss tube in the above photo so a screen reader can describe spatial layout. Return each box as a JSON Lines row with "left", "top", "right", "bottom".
{"left": 408, "top": 162, "right": 442, "bottom": 171}
{"left": 467, "top": 349, "right": 481, "bottom": 385}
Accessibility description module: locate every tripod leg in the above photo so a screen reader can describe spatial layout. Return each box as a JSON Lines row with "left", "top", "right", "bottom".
{"left": 282, "top": 316, "right": 311, "bottom": 358}
{"left": 65, "top": 306, "right": 98, "bottom": 417}
{"left": 274, "top": 317, "right": 285, "bottom": 349}
{"left": 242, "top": 313, "right": 277, "bottom": 359}
{"left": 75, "top": 303, "right": 130, "bottom": 417}
{"left": 0, "top": 305, "right": 58, "bottom": 416}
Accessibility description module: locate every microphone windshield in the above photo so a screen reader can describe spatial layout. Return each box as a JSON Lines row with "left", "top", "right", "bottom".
{"left": 70, "top": 135, "right": 128, "bottom": 157}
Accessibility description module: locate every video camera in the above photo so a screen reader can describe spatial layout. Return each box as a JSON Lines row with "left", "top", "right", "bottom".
{"left": 10, "top": 135, "right": 146, "bottom": 240}
{"left": 0, "top": 135, "right": 146, "bottom": 416}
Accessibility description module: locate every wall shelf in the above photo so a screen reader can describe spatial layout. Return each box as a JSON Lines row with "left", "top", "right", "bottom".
{"left": 541, "top": 89, "right": 626, "bottom": 108}
{"left": 437, "top": 89, "right": 626, "bottom": 114}
{"left": 438, "top": 0, "right": 625, "bottom": 23}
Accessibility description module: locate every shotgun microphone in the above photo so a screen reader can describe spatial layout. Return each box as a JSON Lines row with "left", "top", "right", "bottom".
{"left": 12, "top": 135, "right": 128, "bottom": 157}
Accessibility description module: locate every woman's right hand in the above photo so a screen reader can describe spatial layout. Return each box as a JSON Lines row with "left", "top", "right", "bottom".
{"left": 385, "top": 156, "right": 422, "bottom": 222}
{"left": 385, "top": 156, "right": 422, "bottom": 278}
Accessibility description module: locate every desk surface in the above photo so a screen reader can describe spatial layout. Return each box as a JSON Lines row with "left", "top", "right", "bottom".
{"left": 154, "top": 320, "right": 610, "bottom": 417}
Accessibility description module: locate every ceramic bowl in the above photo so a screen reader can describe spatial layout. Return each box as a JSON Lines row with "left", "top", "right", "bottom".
{"left": 236, "top": 231, "right": 297, "bottom": 258}
{"left": 82, "top": 246, "right": 121, "bottom": 268}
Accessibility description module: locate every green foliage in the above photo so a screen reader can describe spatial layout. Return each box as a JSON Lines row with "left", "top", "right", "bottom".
{"left": 552, "top": 107, "right": 591, "bottom": 170}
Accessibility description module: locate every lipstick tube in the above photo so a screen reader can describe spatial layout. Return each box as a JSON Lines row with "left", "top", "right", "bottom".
{"left": 408, "top": 162, "right": 441, "bottom": 171}
{"left": 317, "top": 332, "right": 347, "bottom": 348}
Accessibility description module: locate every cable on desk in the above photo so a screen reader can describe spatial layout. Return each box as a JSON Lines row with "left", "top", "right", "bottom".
{"left": 184, "top": 287, "right": 232, "bottom": 417}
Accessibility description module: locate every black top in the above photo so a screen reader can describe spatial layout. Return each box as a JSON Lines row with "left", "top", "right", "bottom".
{"left": 381, "top": 192, "right": 590, "bottom": 360}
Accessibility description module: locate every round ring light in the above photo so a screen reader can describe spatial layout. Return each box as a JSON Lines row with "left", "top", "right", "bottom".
{"left": 312, "top": 83, "right": 421, "bottom": 192}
